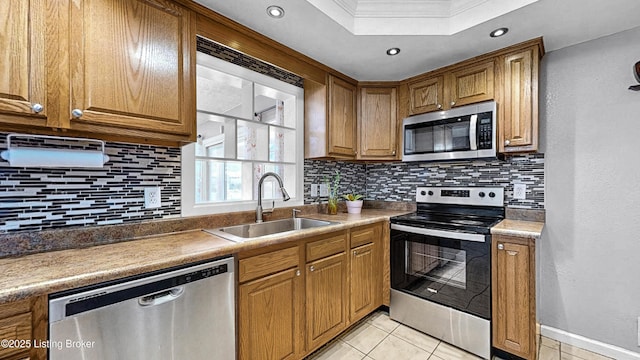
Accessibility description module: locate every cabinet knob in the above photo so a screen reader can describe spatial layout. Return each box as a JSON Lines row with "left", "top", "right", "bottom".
{"left": 504, "top": 139, "right": 511, "bottom": 146}
{"left": 497, "top": 243, "right": 504, "bottom": 250}
{"left": 295, "top": 269, "right": 301, "bottom": 277}
{"left": 450, "top": 101, "right": 456, "bottom": 106}
{"left": 392, "top": 150, "right": 396, "bottom": 155}
{"left": 32, "top": 103, "right": 44, "bottom": 113}
{"left": 71, "top": 109, "right": 84, "bottom": 118}
{"left": 310, "top": 265, "right": 315, "bottom": 272}
{"left": 437, "top": 104, "right": 442, "bottom": 110}
{"left": 353, "top": 250, "right": 357, "bottom": 256}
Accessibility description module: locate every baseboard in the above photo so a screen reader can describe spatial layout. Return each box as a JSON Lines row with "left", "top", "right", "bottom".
{"left": 540, "top": 325, "right": 640, "bottom": 360}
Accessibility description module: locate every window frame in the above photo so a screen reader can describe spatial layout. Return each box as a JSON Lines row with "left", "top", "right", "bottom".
{"left": 181, "top": 52, "right": 304, "bottom": 217}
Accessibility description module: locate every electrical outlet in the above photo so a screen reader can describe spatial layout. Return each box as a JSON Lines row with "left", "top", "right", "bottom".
{"left": 319, "top": 183, "right": 329, "bottom": 197}
{"left": 513, "top": 183, "right": 527, "bottom": 200}
{"left": 311, "top": 184, "right": 318, "bottom": 197}
{"left": 144, "top": 187, "right": 161, "bottom": 209}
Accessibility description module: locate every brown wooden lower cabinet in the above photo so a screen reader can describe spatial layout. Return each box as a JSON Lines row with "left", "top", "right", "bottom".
{"left": 239, "top": 267, "right": 304, "bottom": 360}
{"left": 306, "top": 252, "right": 347, "bottom": 352}
{"left": 492, "top": 234, "right": 536, "bottom": 360}
{"left": 238, "top": 223, "right": 384, "bottom": 360}
{"left": 0, "top": 295, "right": 47, "bottom": 360}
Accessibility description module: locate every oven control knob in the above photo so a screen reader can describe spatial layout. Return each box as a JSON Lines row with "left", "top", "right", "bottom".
{"left": 479, "top": 192, "right": 486, "bottom": 198}
{"left": 489, "top": 192, "right": 496, "bottom": 198}
{"left": 420, "top": 190, "right": 426, "bottom": 196}
{"left": 428, "top": 191, "right": 434, "bottom": 196}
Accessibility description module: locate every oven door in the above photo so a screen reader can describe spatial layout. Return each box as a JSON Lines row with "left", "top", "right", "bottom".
{"left": 390, "top": 224, "right": 491, "bottom": 319}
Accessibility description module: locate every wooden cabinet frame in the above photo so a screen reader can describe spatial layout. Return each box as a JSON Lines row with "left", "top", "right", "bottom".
{"left": 492, "top": 234, "right": 537, "bottom": 359}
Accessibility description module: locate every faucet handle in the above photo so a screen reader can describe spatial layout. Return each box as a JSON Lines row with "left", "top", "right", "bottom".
{"left": 262, "top": 200, "right": 275, "bottom": 215}
{"left": 292, "top": 209, "right": 301, "bottom": 218}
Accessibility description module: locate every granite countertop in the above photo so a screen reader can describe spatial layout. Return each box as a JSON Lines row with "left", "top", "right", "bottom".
{"left": 0, "top": 209, "right": 409, "bottom": 304}
{"left": 491, "top": 219, "right": 545, "bottom": 239}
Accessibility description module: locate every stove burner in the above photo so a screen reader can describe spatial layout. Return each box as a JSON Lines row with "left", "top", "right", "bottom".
{"left": 450, "top": 219, "right": 485, "bottom": 226}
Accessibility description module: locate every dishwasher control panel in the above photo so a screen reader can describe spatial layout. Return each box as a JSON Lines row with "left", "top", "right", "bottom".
{"left": 181, "top": 263, "right": 228, "bottom": 284}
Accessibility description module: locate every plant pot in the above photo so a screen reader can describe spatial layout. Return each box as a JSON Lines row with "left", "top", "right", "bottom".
{"left": 345, "top": 200, "right": 363, "bottom": 214}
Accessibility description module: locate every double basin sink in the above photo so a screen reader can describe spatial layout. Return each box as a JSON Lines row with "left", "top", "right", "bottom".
{"left": 204, "top": 218, "right": 339, "bottom": 242}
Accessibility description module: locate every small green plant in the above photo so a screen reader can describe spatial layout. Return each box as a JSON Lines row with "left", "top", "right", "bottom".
{"left": 342, "top": 193, "right": 363, "bottom": 201}
{"left": 323, "top": 170, "right": 341, "bottom": 200}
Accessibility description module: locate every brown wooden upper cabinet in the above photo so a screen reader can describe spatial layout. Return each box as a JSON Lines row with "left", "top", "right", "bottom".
{"left": 497, "top": 46, "right": 540, "bottom": 153}
{"left": 0, "top": 0, "right": 196, "bottom": 146}
{"left": 358, "top": 87, "right": 398, "bottom": 160}
{"left": 408, "top": 60, "right": 494, "bottom": 115}
{"left": 305, "top": 75, "right": 357, "bottom": 159}
{"left": 0, "top": 0, "right": 49, "bottom": 129}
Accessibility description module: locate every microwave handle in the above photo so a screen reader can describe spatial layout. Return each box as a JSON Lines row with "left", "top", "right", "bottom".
{"left": 469, "top": 114, "right": 478, "bottom": 150}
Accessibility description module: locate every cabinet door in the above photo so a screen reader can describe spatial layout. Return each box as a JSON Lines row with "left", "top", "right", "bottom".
{"left": 0, "top": 0, "right": 49, "bottom": 128}
{"left": 500, "top": 47, "right": 539, "bottom": 153}
{"left": 67, "top": 0, "right": 195, "bottom": 141}
{"left": 408, "top": 76, "right": 444, "bottom": 114}
{"left": 350, "top": 242, "right": 378, "bottom": 322}
{"left": 306, "top": 252, "right": 347, "bottom": 352}
{"left": 492, "top": 237, "right": 535, "bottom": 359}
{"left": 449, "top": 60, "right": 494, "bottom": 108}
{"left": 328, "top": 75, "right": 357, "bottom": 157}
{"left": 239, "top": 268, "right": 303, "bottom": 360}
{"left": 359, "top": 87, "right": 397, "bottom": 159}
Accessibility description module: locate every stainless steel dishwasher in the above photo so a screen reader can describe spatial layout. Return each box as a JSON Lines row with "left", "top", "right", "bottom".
{"left": 48, "top": 257, "right": 235, "bottom": 360}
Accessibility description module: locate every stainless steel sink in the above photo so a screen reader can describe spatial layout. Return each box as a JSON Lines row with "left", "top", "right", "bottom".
{"left": 204, "top": 218, "right": 338, "bottom": 242}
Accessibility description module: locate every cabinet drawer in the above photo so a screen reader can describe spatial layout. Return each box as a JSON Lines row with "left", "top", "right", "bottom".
{"left": 0, "top": 312, "right": 32, "bottom": 358}
{"left": 239, "top": 246, "right": 300, "bottom": 283}
{"left": 351, "top": 224, "right": 379, "bottom": 248}
{"left": 306, "top": 232, "right": 347, "bottom": 262}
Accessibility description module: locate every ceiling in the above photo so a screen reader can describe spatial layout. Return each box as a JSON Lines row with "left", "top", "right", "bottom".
{"left": 195, "top": 0, "right": 640, "bottom": 81}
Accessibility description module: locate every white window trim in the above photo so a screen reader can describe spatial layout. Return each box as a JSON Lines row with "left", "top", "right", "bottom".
{"left": 181, "top": 52, "right": 304, "bottom": 217}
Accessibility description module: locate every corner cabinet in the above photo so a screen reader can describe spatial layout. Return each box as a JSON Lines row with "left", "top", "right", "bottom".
{"left": 0, "top": 0, "right": 196, "bottom": 146}
{"left": 497, "top": 45, "right": 541, "bottom": 153}
{"left": 492, "top": 234, "right": 536, "bottom": 360}
{"left": 358, "top": 86, "right": 398, "bottom": 160}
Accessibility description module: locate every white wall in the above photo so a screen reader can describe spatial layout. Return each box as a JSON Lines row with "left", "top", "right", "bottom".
{"left": 540, "top": 25, "right": 640, "bottom": 352}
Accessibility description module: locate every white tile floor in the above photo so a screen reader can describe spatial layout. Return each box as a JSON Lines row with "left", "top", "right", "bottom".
{"left": 306, "top": 311, "right": 614, "bottom": 360}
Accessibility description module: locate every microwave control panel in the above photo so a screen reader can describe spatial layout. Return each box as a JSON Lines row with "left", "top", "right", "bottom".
{"left": 477, "top": 113, "right": 493, "bottom": 149}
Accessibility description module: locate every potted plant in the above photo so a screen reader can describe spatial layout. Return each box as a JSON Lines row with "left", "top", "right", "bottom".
{"left": 343, "top": 193, "right": 364, "bottom": 214}
{"left": 324, "top": 170, "right": 340, "bottom": 215}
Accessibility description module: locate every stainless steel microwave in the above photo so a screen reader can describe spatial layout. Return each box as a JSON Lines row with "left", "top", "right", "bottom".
{"left": 401, "top": 101, "right": 496, "bottom": 162}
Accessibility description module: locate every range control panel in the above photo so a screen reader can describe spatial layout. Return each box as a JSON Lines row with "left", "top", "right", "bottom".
{"left": 416, "top": 187, "right": 504, "bottom": 207}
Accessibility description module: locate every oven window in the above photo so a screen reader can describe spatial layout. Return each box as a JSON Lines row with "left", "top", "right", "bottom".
{"left": 406, "top": 242, "right": 466, "bottom": 290}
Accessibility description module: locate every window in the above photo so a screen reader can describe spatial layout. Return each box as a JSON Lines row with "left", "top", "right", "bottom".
{"left": 182, "top": 52, "right": 304, "bottom": 216}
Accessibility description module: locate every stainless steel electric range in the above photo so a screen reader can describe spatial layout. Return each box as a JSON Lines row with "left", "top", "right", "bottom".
{"left": 389, "top": 186, "right": 505, "bottom": 359}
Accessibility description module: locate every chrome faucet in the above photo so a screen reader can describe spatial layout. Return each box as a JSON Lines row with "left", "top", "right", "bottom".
{"left": 256, "top": 172, "right": 291, "bottom": 223}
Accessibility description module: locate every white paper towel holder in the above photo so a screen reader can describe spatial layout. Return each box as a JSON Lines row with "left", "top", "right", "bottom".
{"left": 0, "top": 133, "right": 110, "bottom": 168}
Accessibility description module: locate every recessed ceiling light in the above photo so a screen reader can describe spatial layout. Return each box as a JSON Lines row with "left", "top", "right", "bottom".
{"left": 266, "top": 5, "right": 285, "bottom": 18}
{"left": 386, "top": 48, "right": 401, "bottom": 56}
{"left": 489, "top": 27, "right": 509, "bottom": 38}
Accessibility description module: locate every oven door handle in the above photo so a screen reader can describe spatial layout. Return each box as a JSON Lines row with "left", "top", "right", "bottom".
{"left": 391, "top": 223, "right": 487, "bottom": 242}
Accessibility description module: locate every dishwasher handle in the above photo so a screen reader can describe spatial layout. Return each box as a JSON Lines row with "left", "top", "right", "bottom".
{"left": 139, "top": 287, "right": 185, "bottom": 307}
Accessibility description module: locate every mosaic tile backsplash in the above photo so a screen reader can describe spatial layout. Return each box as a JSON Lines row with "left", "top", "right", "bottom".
{"left": 305, "top": 154, "right": 545, "bottom": 209}
{"left": 1, "top": 135, "right": 181, "bottom": 232}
